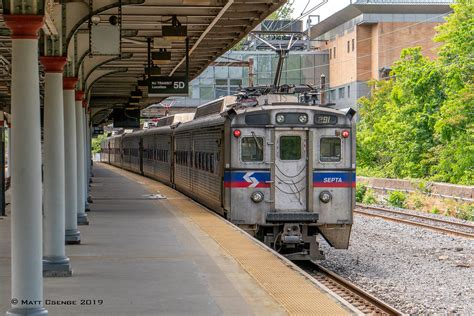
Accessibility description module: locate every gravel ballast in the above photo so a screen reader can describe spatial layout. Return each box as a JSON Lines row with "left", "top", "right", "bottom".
{"left": 317, "top": 214, "right": 474, "bottom": 314}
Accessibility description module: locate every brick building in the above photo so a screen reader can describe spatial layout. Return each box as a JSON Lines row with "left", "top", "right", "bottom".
{"left": 309, "top": 0, "right": 453, "bottom": 109}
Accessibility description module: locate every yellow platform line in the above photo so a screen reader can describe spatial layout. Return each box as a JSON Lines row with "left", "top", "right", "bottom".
{"left": 99, "top": 163, "right": 351, "bottom": 316}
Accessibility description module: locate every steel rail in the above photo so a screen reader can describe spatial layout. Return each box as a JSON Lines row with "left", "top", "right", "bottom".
{"left": 307, "top": 261, "right": 404, "bottom": 316}
{"left": 355, "top": 204, "right": 474, "bottom": 239}
{"left": 357, "top": 204, "right": 474, "bottom": 228}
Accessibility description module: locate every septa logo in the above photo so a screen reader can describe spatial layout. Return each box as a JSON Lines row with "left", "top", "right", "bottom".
{"left": 323, "top": 177, "right": 343, "bottom": 183}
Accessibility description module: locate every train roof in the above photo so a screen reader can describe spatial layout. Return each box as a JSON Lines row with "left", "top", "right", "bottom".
{"left": 115, "top": 93, "right": 354, "bottom": 138}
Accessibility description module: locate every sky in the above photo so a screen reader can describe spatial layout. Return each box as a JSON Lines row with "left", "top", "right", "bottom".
{"left": 290, "top": 0, "right": 352, "bottom": 25}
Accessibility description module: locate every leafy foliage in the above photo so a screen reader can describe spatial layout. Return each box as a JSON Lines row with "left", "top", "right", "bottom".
{"left": 387, "top": 191, "right": 407, "bottom": 208}
{"left": 356, "top": 1, "right": 473, "bottom": 185}
{"left": 92, "top": 133, "right": 107, "bottom": 154}
{"left": 362, "top": 189, "right": 377, "bottom": 205}
{"left": 355, "top": 183, "right": 367, "bottom": 202}
{"left": 267, "top": 0, "right": 294, "bottom": 20}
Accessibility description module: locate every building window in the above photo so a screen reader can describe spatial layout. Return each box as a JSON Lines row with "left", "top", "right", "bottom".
{"left": 352, "top": 39, "right": 355, "bottom": 51}
{"left": 347, "top": 85, "right": 351, "bottom": 98}
{"left": 329, "top": 48, "right": 331, "bottom": 60}
{"left": 329, "top": 89, "right": 336, "bottom": 101}
{"left": 333, "top": 47, "right": 336, "bottom": 59}
{"left": 200, "top": 86, "right": 214, "bottom": 100}
{"left": 338, "top": 87, "right": 345, "bottom": 99}
{"left": 347, "top": 41, "right": 350, "bottom": 53}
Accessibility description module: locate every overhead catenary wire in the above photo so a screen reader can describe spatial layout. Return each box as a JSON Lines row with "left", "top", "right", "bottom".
{"left": 273, "top": 0, "right": 329, "bottom": 32}
{"left": 245, "top": 36, "right": 446, "bottom": 88}
{"left": 242, "top": 10, "right": 453, "bottom": 86}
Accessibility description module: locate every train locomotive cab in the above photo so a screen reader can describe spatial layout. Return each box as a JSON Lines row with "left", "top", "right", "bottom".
{"left": 225, "top": 95, "right": 356, "bottom": 260}
{"left": 100, "top": 93, "right": 356, "bottom": 261}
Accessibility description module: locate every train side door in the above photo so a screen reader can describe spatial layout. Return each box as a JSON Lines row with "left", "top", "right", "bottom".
{"left": 274, "top": 130, "right": 307, "bottom": 212}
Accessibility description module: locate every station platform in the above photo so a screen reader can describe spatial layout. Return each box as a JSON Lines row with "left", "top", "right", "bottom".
{"left": 0, "top": 163, "right": 355, "bottom": 315}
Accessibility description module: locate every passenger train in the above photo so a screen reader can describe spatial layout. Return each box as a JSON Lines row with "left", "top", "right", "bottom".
{"left": 100, "top": 92, "right": 356, "bottom": 260}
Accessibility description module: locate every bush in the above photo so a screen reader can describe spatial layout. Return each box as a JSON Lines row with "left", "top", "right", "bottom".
{"left": 387, "top": 190, "right": 407, "bottom": 208}
{"left": 455, "top": 205, "right": 474, "bottom": 221}
{"left": 430, "top": 207, "right": 441, "bottom": 215}
{"left": 408, "top": 192, "right": 424, "bottom": 209}
{"left": 362, "top": 189, "right": 377, "bottom": 205}
{"left": 356, "top": 184, "right": 367, "bottom": 203}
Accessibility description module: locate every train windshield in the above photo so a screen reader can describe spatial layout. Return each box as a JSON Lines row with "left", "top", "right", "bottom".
{"left": 320, "top": 137, "right": 341, "bottom": 162}
{"left": 241, "top": 137, "right": 264, "bottom": 162}
{"left": 280, "top": 136, "right": 301, "bottom": 160}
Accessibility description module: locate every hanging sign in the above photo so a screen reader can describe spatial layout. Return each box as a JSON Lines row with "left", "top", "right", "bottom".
{"left": 91, "top": 24, "right": 120, "bottom": 55}
{"left": 148, "top": 76, "right": 188, "bottom": 96}
{"left": 92, "top": 126, "right": 104, "bottom": 136}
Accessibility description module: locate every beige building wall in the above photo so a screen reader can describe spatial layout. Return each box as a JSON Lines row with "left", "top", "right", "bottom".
{"left": 356, "top": 25, "right": 373, "bottom": 82}
{"left": 376, "top": 22, "right": 442, "bottom": 69}
{"left": 318, "top": 29, "right": 358, "bottom": 88}
{"left": 317, "top": 21, "right": 442, "bottom": 86}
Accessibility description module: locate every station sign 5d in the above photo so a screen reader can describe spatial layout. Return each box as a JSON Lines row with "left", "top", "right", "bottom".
{"left": 148, "top": 76, "right": 188, "bottom": 96}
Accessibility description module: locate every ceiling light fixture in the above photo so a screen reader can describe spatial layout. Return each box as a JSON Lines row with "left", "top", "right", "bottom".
{"left": 162, "top": 15, "right": 187, "bottom": 41}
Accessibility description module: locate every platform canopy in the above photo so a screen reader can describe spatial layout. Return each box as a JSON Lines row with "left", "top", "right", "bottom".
{"left": 0, "top": 0, "right": 286, "bottom": 113}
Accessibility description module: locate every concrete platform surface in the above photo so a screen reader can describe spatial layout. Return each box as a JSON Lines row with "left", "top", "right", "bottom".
{"left": 0, "top": 163, "right": 353, "bottom": 316}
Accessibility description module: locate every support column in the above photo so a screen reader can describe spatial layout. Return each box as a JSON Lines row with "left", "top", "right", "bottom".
{"left": 83, "top": 103, "right": 91, "bottom": 211}
{"left": 75, "top": 91, "right": 88, "bottom": 225}
{"left": 64, "top": 78, "right": 81, "bottom": 244}
{"left": 6, "top": 124, "right": 11, "bottom": 178}
{"left": 39, "top": 56, "right": 72, "bottom": 277}
{"left": 4, "top": 15, "right": 48, "bottom": 316}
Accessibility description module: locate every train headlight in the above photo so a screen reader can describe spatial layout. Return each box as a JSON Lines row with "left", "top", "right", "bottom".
{"left": 319, "top": 191, "right": 332, "bottom": 203}
{"left": 250, "top": 191, "right": 264, "bottom": 203}
{"left": 298, "top": 114, "right": 308, "bottom": 124}
{"left": 276, "top": 114, "right": 285, "bottom": 124}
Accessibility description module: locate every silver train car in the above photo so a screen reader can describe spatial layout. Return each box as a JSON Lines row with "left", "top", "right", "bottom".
{"left": 101, "top": 94, "right": 356, "bottom": 260}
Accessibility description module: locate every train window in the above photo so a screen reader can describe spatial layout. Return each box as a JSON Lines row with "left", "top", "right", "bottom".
{"left": 320, "top": 137, "right": 341, "bottom": 162}
{"left": 245, "top": 113, "right": 270, "bottom": 125}
{"left": 241, "top": 137, "right": 264, "bottom": 162}
{"left": 280, "top": 136, "right": 301, "bottom": 160}
{"left": 210, "top": 153, "right": 215, "bottom": 173}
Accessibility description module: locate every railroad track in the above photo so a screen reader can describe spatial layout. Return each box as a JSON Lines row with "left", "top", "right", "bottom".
{"left": 303, "top": 261, "right": 403, "bottom": 315}
{"left": 355, "top": 204, "right": 474, "bottom": 239}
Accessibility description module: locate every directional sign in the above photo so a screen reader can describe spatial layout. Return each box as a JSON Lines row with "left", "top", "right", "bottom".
{"left": 92, "top": 126, "right": 104, "bottom": 136}
{"left": 148, "top": 76, "right": 188, "bottom": 96}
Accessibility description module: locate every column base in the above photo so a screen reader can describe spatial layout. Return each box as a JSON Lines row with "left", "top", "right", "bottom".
{"left": 65, "top": 229, "right": 81, "bottom": 244}
{"left": 77, "top": 213, "right": 89, "bottom": 225}
{"left": 43, "top": 256, "right": 72, "bottom": 277}
{"left": 7, "top": 307, "right": 48, "bottom": 316}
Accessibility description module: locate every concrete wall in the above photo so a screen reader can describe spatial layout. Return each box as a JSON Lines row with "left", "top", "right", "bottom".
{"left": 357, "top": 176, "right": 474, "bottom": 200}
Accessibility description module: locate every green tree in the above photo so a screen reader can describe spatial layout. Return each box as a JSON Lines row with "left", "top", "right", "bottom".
{"left": 356, "top": 0, "right": 473, "bottom": 185}
{"left": 267, "top": 0, "right": 294, "bottom": 20}
{"left": 430, "top": 0, "right": 474, "bottom": 184}
{"left": 92, "top": 133, "right": 107, "bottom": 154}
